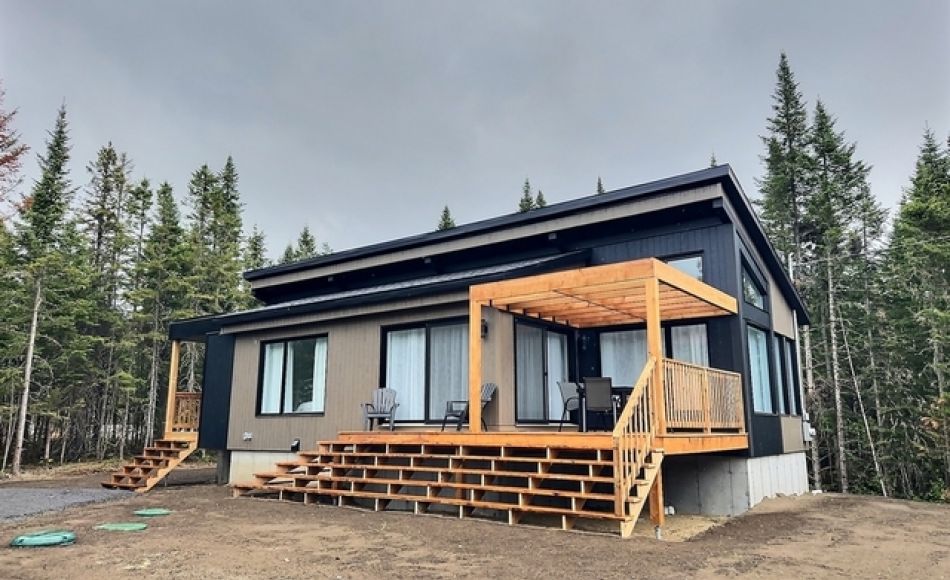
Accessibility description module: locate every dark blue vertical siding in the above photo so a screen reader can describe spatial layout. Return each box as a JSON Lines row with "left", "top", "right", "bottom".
{"left": 199, "top": 333, "right": 235, "bottom": 450}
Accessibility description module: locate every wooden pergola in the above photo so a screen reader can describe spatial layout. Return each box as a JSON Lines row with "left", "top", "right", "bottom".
{"left": 467, "top": 258, "right": 739, "bottom": 432}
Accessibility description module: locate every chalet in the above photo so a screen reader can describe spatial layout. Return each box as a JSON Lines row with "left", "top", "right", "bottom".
{"left": 104, "top": 165, "right": 811, "bottom": 537}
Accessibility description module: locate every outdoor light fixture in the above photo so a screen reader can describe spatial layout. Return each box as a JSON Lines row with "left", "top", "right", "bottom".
{"left": 481, "top": 318, "right": 489, "bottom": 339}
{"left": 291, "top": 438, "right": 301, "bottom": 452}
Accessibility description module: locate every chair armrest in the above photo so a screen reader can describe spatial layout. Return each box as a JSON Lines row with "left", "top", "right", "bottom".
{"left": 445, "top": 400, "right": 469, "bottom": 413}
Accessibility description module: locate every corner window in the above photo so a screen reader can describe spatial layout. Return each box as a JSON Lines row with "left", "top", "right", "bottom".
{"left": 259, "top": 336, "right": 328, "bottom": 414}
{"left": 666, "top": 255, "right": 703, "bottom": 281}
{"left": 784, "top": 338, "right": 800, "bottom": 415}
{"left": 383, "top": 320, "right": 468, "bottom": 422}
{"left": 742, "top": 267, "right": 766, "bottom": 310}
{"left": 747, "top": 325, "right": 773, "bottom": 413}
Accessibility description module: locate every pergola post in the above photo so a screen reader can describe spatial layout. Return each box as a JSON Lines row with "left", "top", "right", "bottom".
{"left": 163, "top": 339, "right": 181, "bottom": 438}
{"left": 644, "top": 278, "right": 666, "bottom": 433}
{"left": 468, "top": 299, "right": 484, "bottom": 432}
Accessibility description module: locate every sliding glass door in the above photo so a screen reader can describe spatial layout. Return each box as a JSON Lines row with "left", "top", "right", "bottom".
{"left": 515, "top": 323, "right": 569, "bottom": 423}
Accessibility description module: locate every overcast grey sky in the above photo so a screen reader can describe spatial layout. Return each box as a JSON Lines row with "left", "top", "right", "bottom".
{"left": 2, "top": 1, "right": 948, "bottom": 257}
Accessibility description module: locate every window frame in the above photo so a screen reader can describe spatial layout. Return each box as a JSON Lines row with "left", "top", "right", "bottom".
{"left": 256, "top": 333, "right": 329, "bottom": 417}
{"left": 746, "top": 323, "right": 774, "bottom": 415}
{"left": 379, "top": 316, "right": 469, "bottom": 424}
{"left": 513, "top": 317, "right": 574, "bottom": 424}
{"left": 741, "top": 264, "right": 767, "bottom": 311}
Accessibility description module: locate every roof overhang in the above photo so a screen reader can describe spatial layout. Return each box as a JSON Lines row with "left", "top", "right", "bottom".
{"left": 471, "top": 258, "right": 737, "bottom": 328}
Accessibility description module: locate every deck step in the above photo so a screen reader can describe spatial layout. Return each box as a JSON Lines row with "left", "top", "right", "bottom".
{"left": 102, "top": 436, "right": 198, "bottom": 493}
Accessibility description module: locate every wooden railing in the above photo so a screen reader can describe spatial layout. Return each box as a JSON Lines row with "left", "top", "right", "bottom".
{"left": 662, "top": 358, "right": 744, "bottom": 433}
{"left": 171, "top": 392, "right": 201, "bottom": 432}
{"left": 611, "top": 357, "right": 656, "bottom": 518}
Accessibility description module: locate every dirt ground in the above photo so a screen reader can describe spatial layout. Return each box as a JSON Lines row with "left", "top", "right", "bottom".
{"left": 1, "top": 474, "right": 948, "bottom": 579}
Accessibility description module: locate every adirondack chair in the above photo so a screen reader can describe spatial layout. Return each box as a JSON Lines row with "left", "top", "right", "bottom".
{"left": 362, "top": 388, "right": 399, "bottom": 431}
{"left": 441, "top": 383, "right": 498, "bottom": 431}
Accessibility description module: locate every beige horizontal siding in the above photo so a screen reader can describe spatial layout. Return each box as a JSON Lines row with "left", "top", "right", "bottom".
{"left": 227, "top": 303, "right": 467, "bottom": 451}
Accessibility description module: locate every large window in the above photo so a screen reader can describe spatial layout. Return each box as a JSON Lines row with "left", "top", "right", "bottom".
{"left": 666, "top": 255, "right": 703, "bottom": 280}
{"left": 383, "top": 320, "right": 468, "bottom": 422}
{"left": 259, "top": 336, "right": 328, "bottom": 415}
{"left": 600, "top": 330, "right": 646, "bottom": 388}
{"left": 599, "top": 323, "right": 708, "bottom": 387}
{"left": 670, "top": 324, "right": 709, "bottom": 366}
{"left": 747, "top": 325, "right": 773, "bottom": 413}
{"left": 516, "top": 323, "right": 569, "bottom": 422}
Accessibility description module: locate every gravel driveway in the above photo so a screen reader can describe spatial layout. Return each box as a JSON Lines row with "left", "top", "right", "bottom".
{"left": 0, "top": 487, "right": 130, "bottom": 522}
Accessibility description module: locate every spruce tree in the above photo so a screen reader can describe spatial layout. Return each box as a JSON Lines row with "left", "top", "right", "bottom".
{"left": 535, "top": 190, "right": 547, "bottom": 208}
{"left": 518, "top": 178, "right": 534, "bottom": 212}
{"left": 597, "top": 177, "right": 606, "bottom": 194}
{"left": 244, "top": 225, "right": 267, "bottom": 271}
{"left": 437, "top": 206, "right": 455, "bottom": 231}
{"left": 279, "top": 243, "right": 296, "bottom": 264}
{"left": 756, "top": 52, "right": 811, "bottom": 266}
{"left": 709, "top": 152, "right": 717, "bottom": 167}
{"left": 10, "top": 106, "right": 74, "bottom": 475}
{"left": 295, "top": 226, "right": 317, "bottom": 259}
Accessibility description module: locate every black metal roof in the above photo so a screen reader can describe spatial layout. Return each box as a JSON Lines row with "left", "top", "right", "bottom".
{"left": 244, "top": 165, "right": 729, "bottom": 282}
{"left": 173, "top": 252, "right": 589, "bottom": 333}
{"left": 242, "top": 164, "right": 807, "bottom": 323}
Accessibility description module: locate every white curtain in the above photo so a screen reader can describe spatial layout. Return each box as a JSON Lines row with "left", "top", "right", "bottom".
{"left": 546, "top": 333, "right": 569, "bottom": 420}
{"left": 516, "top": 324, "right": 544, "bottom": 421}
{"left": 600, "top": 330, "right": 646, "bottom": 387}
{"left": 428, "top": 324, "right": 469, "bottom": 420}
{"left": 311, "top": 337, "right": 328, "bottom": 413}
{"left": 260, "top": 343, "right": 284, "bottom": 413}
{"left": 748, "top": 326, "right": 773, "bottom": 413}
{"left": 387, "top": 328, "right": 426, "bottom": 421}
{"left": 671, "top": 324, "right": 709, "bottom": 366}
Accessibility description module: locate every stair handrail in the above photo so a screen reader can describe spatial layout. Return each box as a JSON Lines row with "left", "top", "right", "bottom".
{"left": 611, "top": 356, "right": 657, "bottom": 518}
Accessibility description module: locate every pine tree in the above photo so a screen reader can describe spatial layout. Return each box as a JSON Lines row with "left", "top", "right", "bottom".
{"left": 437, "top": 206, "right": 455, "bottom": 231}
{"left": 756, "top": 52, "right": 811, "bottom": 266}
{"left": 0, "top": 82, "right": 28, "bottom": 215}
{"left": 10, "top": 106, "right": 74, "bottom": 475}
{"left": 295, "top": 226, "right": 317, "bottom": 259}
{"left": 882, "top": 129, "right": 950, "bottom": 497}
{"left": 518, "top": 178, "right": 534, "bottom": 212}
{"left": 279, "top": 243, "right": 296, "bottom": 265}
{"left": 535, "top": 190, "right": 547, "bottom": 208}
{"left": 709, "top": 152, "right": 718, "bottom": 167}
{"left": 244, "top": 226, "right": 267, "bottom": 271}
{"left": 596, "top": 177, "right": 605, "bottom": 195}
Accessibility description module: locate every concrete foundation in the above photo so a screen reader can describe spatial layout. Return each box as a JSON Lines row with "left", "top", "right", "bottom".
{"left": 229, "top": 450, "right": 300, "bottom": 483}
{"left": 663, "top": 451, "right": 808, "bottom": 516}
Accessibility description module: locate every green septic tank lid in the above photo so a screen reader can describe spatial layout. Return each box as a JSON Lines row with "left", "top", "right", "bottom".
{"left": 10, "top": 530, "right": 76, "bottom": 547}
{"left": 133, "top": 508, "right": 171, "bottom": 517}
{"left": 95, "top": 522, "right": 148, "bottom": 532}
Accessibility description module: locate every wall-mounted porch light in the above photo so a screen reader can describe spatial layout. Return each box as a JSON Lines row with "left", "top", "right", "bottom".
{"left": 481, "top": 318, "right": 489, "bottom": 339}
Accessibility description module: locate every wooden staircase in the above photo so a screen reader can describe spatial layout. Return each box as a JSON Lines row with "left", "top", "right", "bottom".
{"left": 233, "top": 357, "right": 665, "bottom": 537}
{"left": 233, "top": 437, "right": 662, "bottom": 536}
{"left": 101, "top": 435, "right": 199, "bottom": 493}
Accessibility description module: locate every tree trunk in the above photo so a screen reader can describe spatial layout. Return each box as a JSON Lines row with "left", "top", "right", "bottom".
{"left": 826, "top": 258, "right": 848, "bottom": 493}
{"left": 2, "top": 383, "right": 17, "bottom": 472}
{"left": 118, "top": 390, "right": 130, "bottom": 461}
{"left": 43, "top": 417, "right": 52, "bottom": 467}
{"left": 144, "top": 313, "right": 160, "bottom": 446}
{"left": 802, "top": 326, "right": 822, "bottom": 489}
{"left": 839, "top": 306, "right": 887, "bottom": 496}
{"left": 935, "top": 328, "right": 949, "bottom": 487}
{"left": 59, "top": 413, "right": 69, "bottom": 465}
{"left": 12, "top": 279, "right": 43, "bottom": 476}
